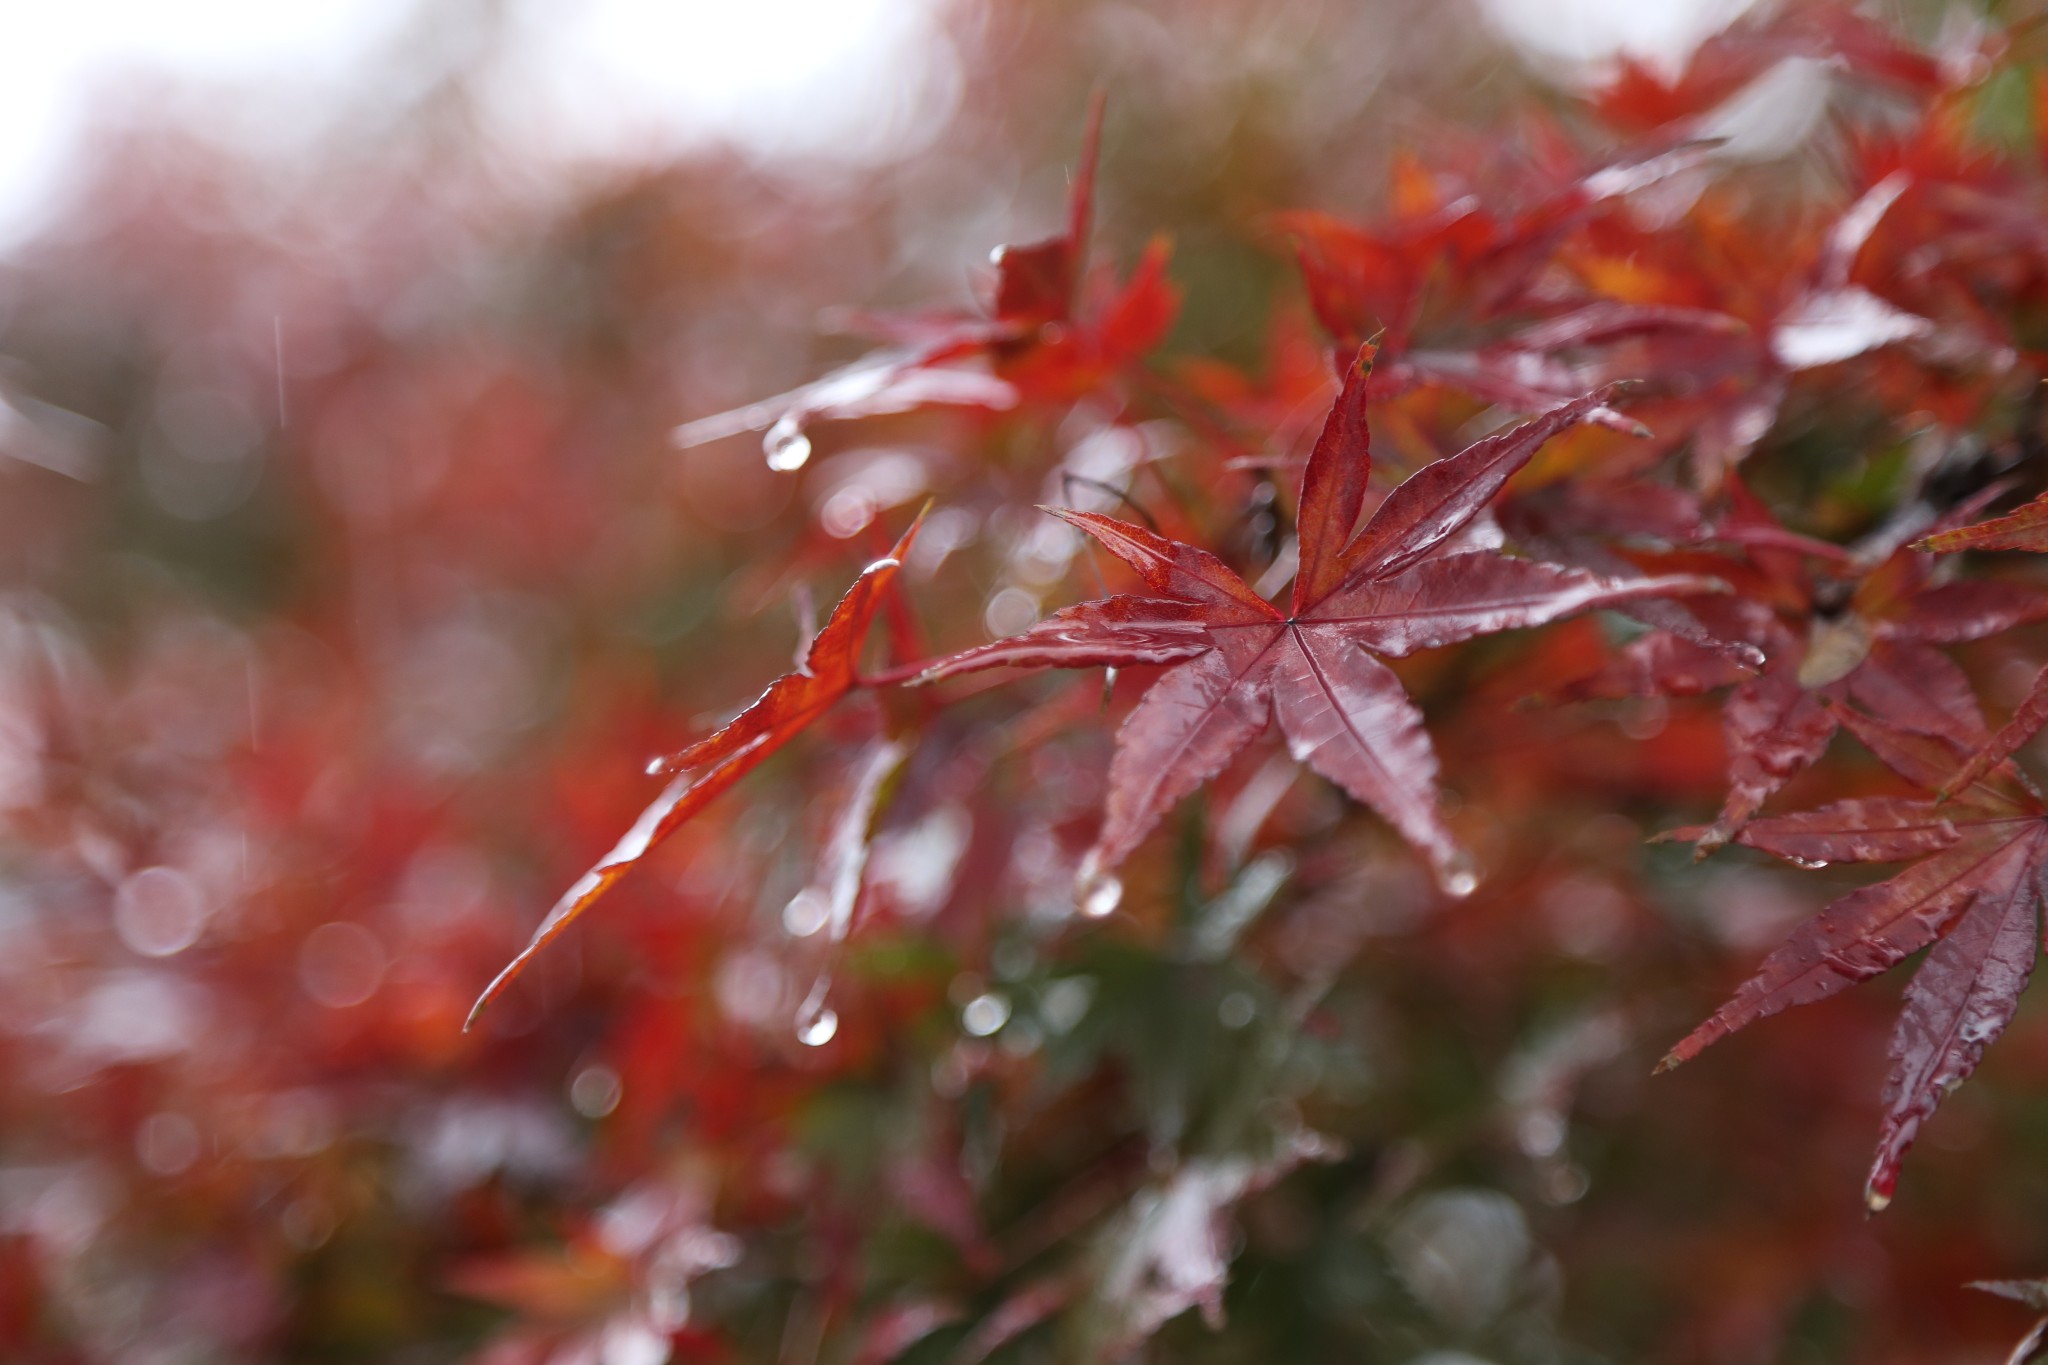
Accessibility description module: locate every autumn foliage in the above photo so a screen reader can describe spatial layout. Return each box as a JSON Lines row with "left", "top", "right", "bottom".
{"left": 18, "top": 2, "right": 2048, "bottom": 1362}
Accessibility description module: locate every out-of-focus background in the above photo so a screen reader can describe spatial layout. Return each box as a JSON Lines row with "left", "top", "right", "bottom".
{"left": 6, "top": 1, "right": 2047, "bottom": 1363}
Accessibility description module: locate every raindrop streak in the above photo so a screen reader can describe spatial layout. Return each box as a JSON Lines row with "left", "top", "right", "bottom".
{"left": 764, "top": 416, "right": 813, "bottom": 472}
{"left": 273, "top": 315, "right": 287, "bottom": 428}
{"left": 795, "top": 979, "right": 838, "bottom": 1047}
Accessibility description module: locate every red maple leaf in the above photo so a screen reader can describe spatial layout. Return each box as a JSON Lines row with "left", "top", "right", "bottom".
{"left": 671, "top": 96, "right": 1178, "bottom": 466}
{"left": 1570, "top": 479, "right": 2048, "bottom": 852}
{"left": 1280, "top": 142, "right": 1725, "bottom": 399}
{"left": 466, "top": 512, "right": 924, "bottom": 1027}
{"left": 1917, "top": 488, "right": 2048, "bottom": 554}
{"left": 1660, "top": 681, "right": 2048, "bottom": 1211}
{"left": 1574, "top": 172, "right": 1940, "bottom": 488}
{"left": 922, "top": 349, "right": 1720, "bottom": 904}
{"left": 1589, "top": 6, "right": 1965, "bottom": 137}
{"left": 1282, "top": 148, "right": 1970, "bottom": 489}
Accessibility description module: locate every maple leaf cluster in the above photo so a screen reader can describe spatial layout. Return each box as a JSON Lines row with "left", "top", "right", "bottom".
{"left": 499, "top": 12, "right": 2048, "bottom": 1224}
{"left": 19, "top": 3, "right": 2048, "bottom": 1364}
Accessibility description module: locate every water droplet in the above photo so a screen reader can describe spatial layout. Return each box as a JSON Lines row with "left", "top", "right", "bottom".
{"left": 281, "top": 1194, "right": 337, "bottom": 1251}
{"left": 1440, "top": 850, "right": 1481, "bottom": 899}
{"left": 136, "top": 1111, "right": 201, "bottom": 1176}
{"left": 782, "top": 888, "right": 829, "bottom": 938}
{"left": 1542, "top": 1163, "right": 1591, "bottom": 1206}
{"left": 1516, "top": 1110, "right": 1566, "bottom": 1159}
{"left": 820, "top": 485, "right": 879, "bottom": 539}
{"left": 644, "top": 756, "right": 666, "bottom": 776}
{"left": 798, "top": 1004, "right": 838, "bottom": 1047}
{"left": 794, "top": 980, "right": 838, "bottom": 1047}
{"left": 961, "top": 992, "right": 1010, "bottom": 1037}
{"left": 299, "top": 921, "right": 388, "bottom": 1008}
{"left": 764, "top": 416, "right": 813, "bottom": 472}
{"left": 113, "top": 866, "right": 207, "bottom": 958}
{"left": 1218, "top": 992, "right": 1255, "bottom": 1030}
{"left": 998, "top": 1018, "right": 1043, "bottom": 1056}
{"left": 990, "top": 939, "right": 1034, "bottom": 981}
{"left": 1039, "top": 976, "right": 1094, "bottom": 1033}
{"left": 569, "top": 1064, "right": 623, "bottom": 1118}
{"left": 983, "top": 586, "right": 1040, "bottom": 639}
{"left": 1079, "top": 869, "right": 1123, "bottom": 918}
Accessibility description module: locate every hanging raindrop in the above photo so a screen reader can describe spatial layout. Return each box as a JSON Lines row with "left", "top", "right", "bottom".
{"left": 794, "top": 979, "right": 838, "bottom": 1047}
{"left": 764, "top": 415, "right": 813, "bottom": 472}
{"left": 1080, "top": 872, "right": 1123, "bottom": 918}
{"left": 1441, "top": 850, "right": 1481, "bottom": 899}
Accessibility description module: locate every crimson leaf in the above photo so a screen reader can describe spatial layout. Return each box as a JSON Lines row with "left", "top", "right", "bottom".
{"left": 923, "top": 351, "right": 1720, "bottom": 903}
{"left": 1661, "top": 701, "right": 2048, "bottom": 1210}
{"left": 466, "top": 512, "right": 924, "bottom": 1028}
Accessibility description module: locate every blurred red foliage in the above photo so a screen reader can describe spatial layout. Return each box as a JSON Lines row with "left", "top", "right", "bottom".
{"left": 11, "top": 2, "right": 2048, "bottom": 1363}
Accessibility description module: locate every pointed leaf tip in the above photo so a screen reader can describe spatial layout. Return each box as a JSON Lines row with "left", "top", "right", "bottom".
{"left": 463, "top": 521, "right": 929, "bottom": 1033}
{"left": 1970, "top": 1280, "right": 2048, "bottom": 1311}
{"left": 1932, "top": 662, "right": 2048, "bottom": 802}
{"left": 894, "top": 498, "right": 932, "bottom": 556}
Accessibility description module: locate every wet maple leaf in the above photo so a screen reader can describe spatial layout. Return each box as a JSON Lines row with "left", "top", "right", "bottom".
{"left": 1465, "top": 160, "right": 1986, "bottom": 488}
{"left": 1974, "top": 1277, "right": 2048, "bottom": 1364}
{"left": 1589, "top": 5, "right": 1968, "bottom": 137}
{"left": 1661, "top": 695, "right": 2048, "bottom": 1210}
{"left": 466, "top": 512, "right": 923, "bottom": 1028}
{"left": 1576, "top": 480, "right": 2048, "bottom": 852}
{"left": 1584, "top": 171, "right": 1940, "bottom": 489}
{"left": 922, "top": 350, "right": 1720, "bottom": 902}
{"left": 1380, "top": 301, "right": 1747, "bottom": 429}
{"left": 1281, "top": 142, "right": 1721, "bottom": 370}
{"left": 672, "top": 96, "right": 1178, "bottom": 466}
{"left": 1917, "top": 489, "right": 2048, "bottom": 554}
{"left": 1284, "top": 150, "right": 1967, "bottom": 489}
